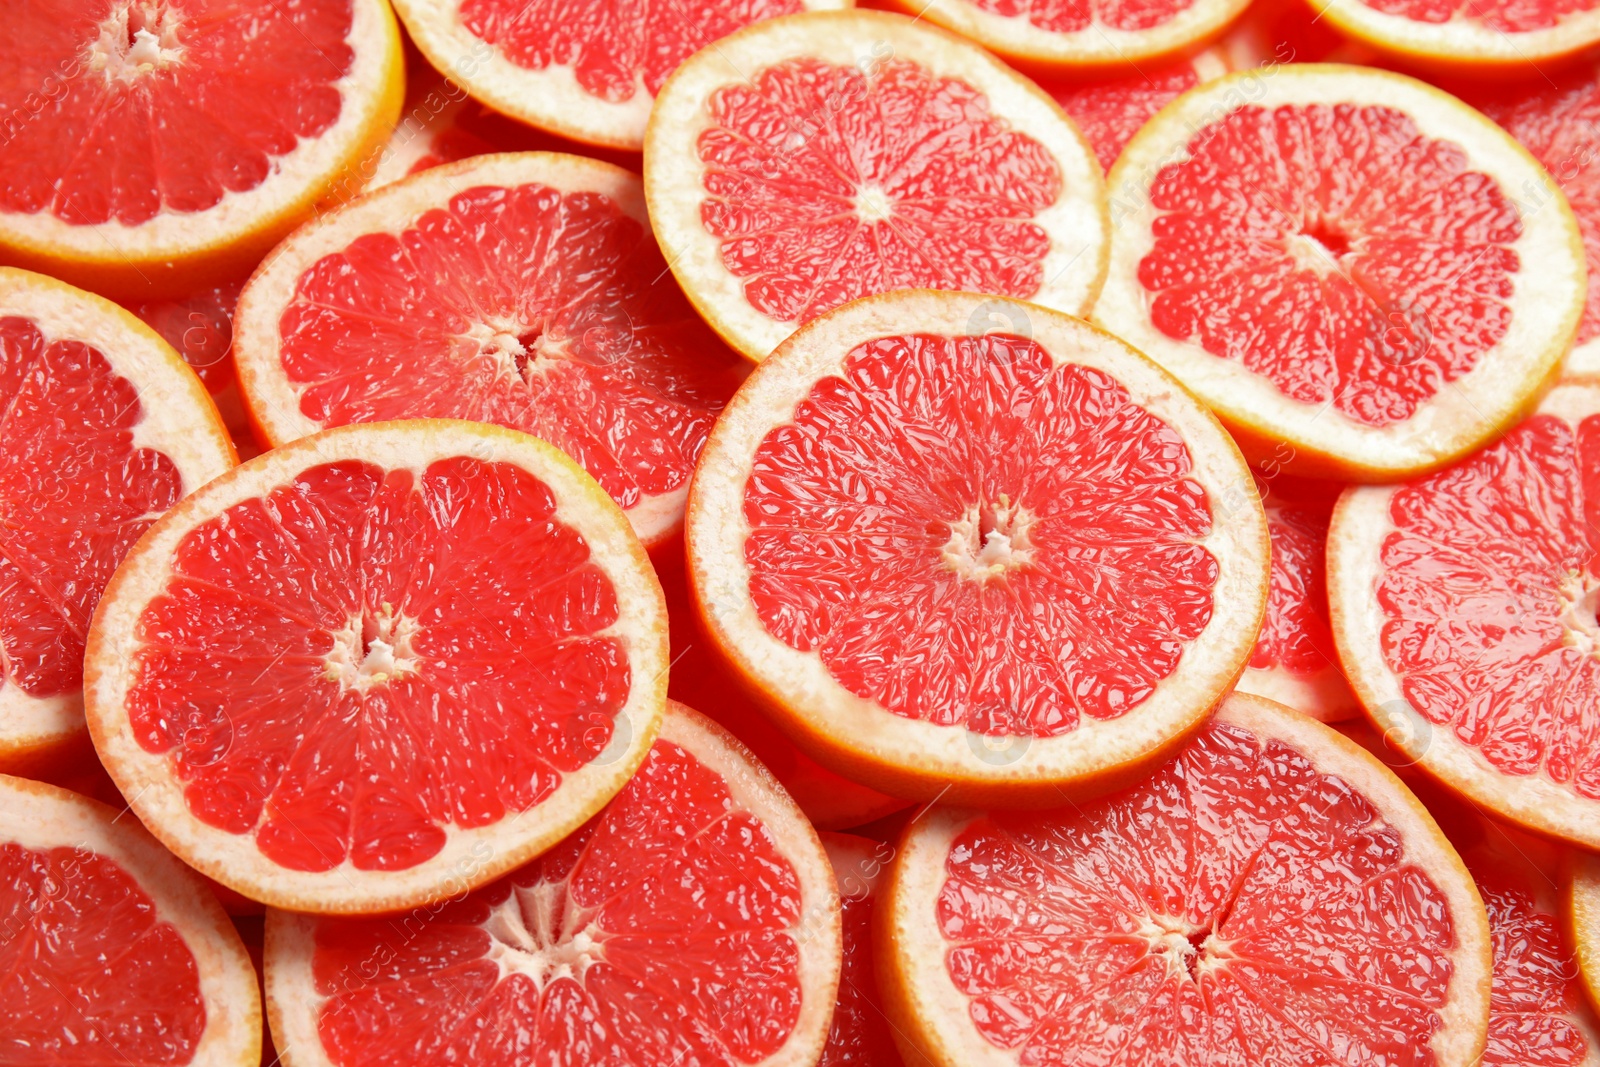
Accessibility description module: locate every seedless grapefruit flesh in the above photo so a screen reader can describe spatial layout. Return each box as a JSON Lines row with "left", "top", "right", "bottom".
{"left": 234, "top": 153, "right": 747, "bottom": 548}
{"left": 819, "top": 832, "right": 898, "bottom": 1067}
{"left": 1045, "top": 48, "right": 1229, "bottom": 172}
{"left": 1095, "top": 65, "right": 1585, "bottom": 480}
{"left": 0, "top": 773, "right": 261, "bottom": 1067}
{"left": 878, "top": 692, "right": 1492, "bottom": 1067}
{"left": 263, "top": 703, "right": 839, "bottom": 1067}
{"left": 687, "top": 291, "right": 1270, "bottom": 804}
{"left": 0, "top": 267, "right": 234, "bottom": 773}
{"left": 0, "top": 0, "right": 403, "bottom": 300}
{"left": 83, "top": 420, "right": 669, "bottom": 913}
{"left": 127, "top": 276, "right": 257, "bottom": 455}
{"left": 645, "top": 10, "right": 1109, "bottom": 363}
{"left": 1329, "top": 381, "right": 1600, "bottom": 851}
{"left": 1309, "top": 0, "right": 1600, "bottom": 67}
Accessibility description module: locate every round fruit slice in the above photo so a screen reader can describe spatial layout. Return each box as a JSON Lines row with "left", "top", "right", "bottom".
{"left": 1309, "top": 0, "right": 1600, "bottom": 69}
{"left": 0, "top": 267, "right": 235, "bottom": 773}
{"left": 819, "top": 832, "right": 897, "bottom": 1067}
{"left": 390, "top": 0, "right": 848, "bottom": 152}
{"left": 1329, "top": 380, "right": 1600, "bottom": 850}
{"left": 1234, "top": 474, "right": 1359, "bottom": 721}
{"left": 687, "top": 291, "right": 1270, "bottom": 804}
{"left": 263, "top": 702, "right": 839, "bottom": 1067}
{"left": 84, "top": 420, "right": 669, "bottom": 913}
{"left": 645, "top": 9, "right": 1109, "bottom": 363}
{"left": 1095, "top": 65, "right": 1585, "bottom": 480}
{"left": 878, "top": 0, "right": 1248, "bottom": 67}
{"left": 1046, "top": 48, "right": 1229, "bottom": 172}
{"left": 0, "top": 0, "right": 403, "bottom": 300}
{"left": 878, "top": 691, "right": 1493, "bottom": 1067}
{"left": 1574, "top": 854, "right": 1600, "bottom": 1020}
{"left": 0, "top": 773, "right": 261, "bottom": 1067}
{"left": 234, "top": 152, "right": 747, "bottom": 548}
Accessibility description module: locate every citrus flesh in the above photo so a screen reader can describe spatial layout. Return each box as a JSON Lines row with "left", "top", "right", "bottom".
{"left": 878, "top": 692, "right": 1492, "bottom": 1067}
{"left": 235, "top": 153, "right": 747, "bottom": 548}
{"left": 0, "top": 773, "right": 261, "bottom": 1067}
{"left": 1310, "top": 0, "right": 1600, "bottom": 66}
{"left": 819, "top": 832, "right": 898, "bottom": 1067}
{"left": 645, "top": 10, "right": 1109, "bottom": 362}
{"left": 1095, "top": 65, "right": 1585, "bottom": 480}
{"left": 263, "top": 704, "right": 839, "bottom": 1067}
{"left": 1047, "top": 49, "right": 1228, "bottom": 171}
{"left": 84, "top": 420, "right": 668, "bottom": 912}
{"left": 688, "top": 291, "right": 1268, "bottom": 803}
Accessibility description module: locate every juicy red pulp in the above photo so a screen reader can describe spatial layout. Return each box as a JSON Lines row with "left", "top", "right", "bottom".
{"left": 1364, "top": 0, "right": 1600, "bottom": 31}
{"left": 969, "top": 0, "right": 1199, "bottom": 31}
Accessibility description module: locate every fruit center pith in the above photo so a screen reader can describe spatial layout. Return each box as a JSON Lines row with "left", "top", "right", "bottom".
{"left": 483, "top": 880, "right": 607, "bottom": 988}
{"left": 1145, "top": 915, "right": 1233, "bottom": 981}
{"left": 1557, "top": 567, "right": 1600, "bottom": 656}
{"left": 322, "top": 604, "right": 421, "bottom": 693}
{"left": 941, "top": 496, "right": 1036, "bottom": 581}
{"left": 463, "top": 317, "right": 555, "bottom": 383}
{"left": 88, "top": 3, "right": 185, "bottom": 84}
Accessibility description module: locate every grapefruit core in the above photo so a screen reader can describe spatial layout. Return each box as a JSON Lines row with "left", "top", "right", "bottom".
{"left": 0, "top": 0, "right": 404, "bottom": 300}
{"left": 686, "top": 291, "right": 1270, "bottom": 805}
{"left": 262, "top": 703, "right": 840, "bottom": 1067}
{"left": 1095, "top": 65, "right": 1585, "bottom": 481}
{"left": 877, "top": 692, "right": 1493, "bottom": 1067}
{"left": 83, "top": 419, "right": 669, "bottom": 913}
{"left": 0, "top": 267, "right": 235, "bottom": 774}
{"left": 644, "top": 9, "right": 1109, "bottom": 363}
{"left": 1310, "top": 0, "right": 1600, "bottom": 68}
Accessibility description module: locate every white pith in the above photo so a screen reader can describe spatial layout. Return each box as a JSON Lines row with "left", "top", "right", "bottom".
{"left": 1310, "top": 0, "right": 1600, "bottom": 63}
{"left": 264, "top": 704, "right": 842, "bottom": 1067}
{"left": 0, "top": 268, "right": 234, "bottom": 760}
{"left": 1096, "top": 65, "right": 1585, "bottom": 478}
{"left": 82, "top": 419, "right": 669, "bottom": 914}
{"left": 941, "top": 497, "right": 1036, "bottom": 581}
{"left": 88, "top": 3, "right": 186, "bottom": 84}
{"left": 644, "top": 10, "right": 1110, "bottom": 363}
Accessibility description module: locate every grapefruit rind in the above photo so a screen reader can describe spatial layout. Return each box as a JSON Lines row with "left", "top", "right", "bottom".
{"left": 0, "top": 773, "right": 263, "bottom": 1067}
{"left": 1308, "top": 0, "right": 1600, "bottom": 67}
{"left": 1329, "top": 382, "right": 1600, "bottom": 850}
{"left": 686, "top": 290, "right": 1269, "bottom": 805}
{"left": 0, "top": 267, "right": 235, "bottom": 771}
{"left": 644, "top": 9, "right": 1111, "bottom": 363}
{"left": 262, "top": 701, "right": 841, "bottom": 1067}
{"left": 1573, "top": 853, "right": 1600, "bottom": 1021}
{"left": 1095, "top": 65, "right": 1585, "bottom": 481}
{"left": 0, "top": 0, "right": 405, "bottom": 300}
{"left": 876, "top": 692, "right": 1493, "bottom": 1067}
{"left": 83, "top": 419, "right": 670, "bottom": 914}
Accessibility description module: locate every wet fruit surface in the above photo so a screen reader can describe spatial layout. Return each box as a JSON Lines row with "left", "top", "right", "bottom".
{"left": 1360, "top": 0, "right": 1599, "bottom": 31}
{"left": 968, "top": 0, "right": 1198, "bottom": 32}
{"left": 1052, "top": 61, "right": 1203, "bottom": 170}
{"left": 1477, "top": 868, "right": 1593, "bottom": 1065}
{"left": 819, "top": 834, "right": 896, "bottom": 1067}
{"left": 1252, "top": 479, "right": 1339, "bottom": 676}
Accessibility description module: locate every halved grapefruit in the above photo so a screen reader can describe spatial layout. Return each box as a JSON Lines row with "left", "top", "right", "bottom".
{"left": 390, "top": 0, "right": 849, "bottom": 152}
{"left": 1095, "top": 64, "right": 1585, "bottom": 480}
{"left": 234, "top": 152, "right": 747, "bottom": 549}
{"left": 686, "top": 290, "right": 1270, "bottom": 805}
{"left": 0, "top": 773, "right": 261, "bottom": 1067}
{"left": 645, "top": 9, "right": 1109, "bottom": 363}
{"left": 0, "top": 0, "right": 404, "bottom": 300}
{"left": 1309, "top": 0, "right": 1600, "bottom": 69}
{"left": 877, "top": 691, "right": 1493, "bottom": 1066}
{"left": 83, "top": 419, "right": 669, "bottom": 913}
{"left": 819, "top": 832, "right": 898, "bottom": 1067}
{"left": 1045, "top": 48, "right": 1229, "bottom": 172}
{"left": 0, "top": 267, "right": 235, "bottom": 774}
{"left": 1329, "top": 380, "right": 1600, "bottom": 850}
{"left": 262, "top": 702, "right": 840, "bottom": 1067}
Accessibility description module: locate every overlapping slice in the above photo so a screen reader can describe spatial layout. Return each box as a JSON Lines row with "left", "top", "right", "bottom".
{"left": 84, "top": 420, "right": 669, "bottom": 913}
{"left": 127, "top": 276, "right": 256, "bottom": 456}
{"left": 1096, "top": 64, "right": 1585, "bottom": 480}
{"left": 1329, "top": 380, "right": 1600, "bottom": 850}
{"left": 819, "top": 832, "right": 897, "bottom": 1067}
{"left": 1575, "top": 854, "right": 1600, "bottom": 1023}
{"left": 235, "top": 153, "right": 747, "bottom": 547}
{"left": 1046, "top": 49, "right": 1229, "bottom": 172}
{"left": 0, "top": 773, "right": 261, "bottom": 1067}
{"left": 263, "top": 703, "right": 840, "bottom": 1067}
{"left": 878, "top": 692, "right": 1493, "bottom": 1067}
{"left": 0, "top": 0, "right": 403, "bottom": 299}
{"left": 687, "top": 291, "right": 1269, "bottom": 804}
{"left": 645, "top": 10, "right": 1109, "bottom": 362}
{"left": 1310, "top": 0, "right": 1600, "bottom": 68}
{"left": 0, "top": 267, "right": 234, "bottom": 772}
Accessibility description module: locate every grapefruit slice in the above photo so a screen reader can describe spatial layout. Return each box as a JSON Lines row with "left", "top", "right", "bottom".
{"left": 234, "top": 152, "right": 747, "bottom": 549}
{"left": 1094, "top": 64, "right": 1585, "bottom": 480}
{"left": 1309, "top": 0, "right": 1600, "bottom": 68}
{"left": 127, "top": 276, "right": 257, "bottom": 457}
{"left": 686, "top": 290, "right": 1270, "bottom": 805}
{"left": 1046, "top": 48, "right": 1229, "bottom": 172}
{"left": 0, "top": 267, "right": 235, "bottom": 774}
{"left": 390, "top": 0, "right": 849, "bottom": 152}
{"left": 819, "top": 832, "right": 898, "bottom": 1067}
{"left": 877, "top": 691, "right": 1493, "bottom": 1067}
{"left": 0, "top": 773, "right": 261, "bottom": 1067}
{"left": 645, "top": 9, "right": 1109, "bottom": 363}
{"left": 83, "top": 419, "right": 669, "bottom": 913}
{"left": 1574, "top": 854, "right": 1600, "bottom": 1021}
{"left": 0, "top": 0, "right": 403, "bottom": 300}
{"left": 262, "top": 702, "right": 839, "bottom": 1067}
{"left": 1329, "top": 380, "right": 1600, "bottom": 850}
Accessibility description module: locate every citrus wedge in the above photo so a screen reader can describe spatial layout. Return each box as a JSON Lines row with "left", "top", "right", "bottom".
{"left": 1095, "top": 64, "right": 1585, "bottom": 480}
{"left": 645, "top": 9, "right": 1109, "bottom": 363}
{"left": 1309, "top": 0, "right": 1600, "bottom": 69}
{"left": 878, "top": 691, "right": 1493, "bottom": 1067}
{"left": 0, "top": 773, "right": 261, "bottom": 1067}
{"left": 0, "top": 267, "right": 234, "bottom": 774}
{"left": 84, "top": 419, "right": 669, "bottom": 913}
{"left": 262, "top": 702, "right": 840, "bottom": 1067}
{"left": 0, "top": 0, "right": 403, "bottom": 300}
{"left": 687, "top": 290, "right": 1269, "bottom": 805}
{"left": 1046, "top": 48, "right": 1229, "bottom": 172}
